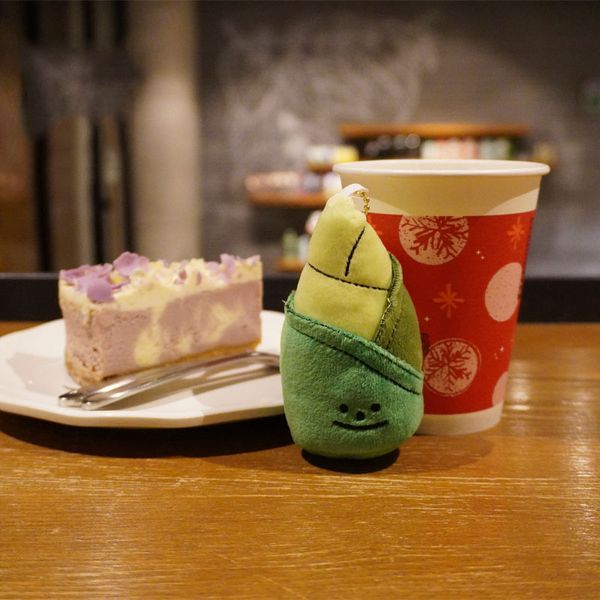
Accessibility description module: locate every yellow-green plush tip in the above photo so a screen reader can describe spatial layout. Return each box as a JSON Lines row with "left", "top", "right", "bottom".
{"left": 315, "top": 191, "right": 366, "bottom": 227}
{"left": 294, "top": 189, "right": 392, "bottom": 341}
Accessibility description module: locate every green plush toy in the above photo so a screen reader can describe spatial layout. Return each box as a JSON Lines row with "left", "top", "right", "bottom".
{"left": 280, "top": 188, "right": 424, "bottom": 459}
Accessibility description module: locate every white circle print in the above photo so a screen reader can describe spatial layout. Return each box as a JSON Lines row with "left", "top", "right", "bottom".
{"left": 423, "top": 338, "right": 481, "bottom": 396}
{"left": 492, "top": 372, "right": 509, "bottom": 406}
{"left": 485, "top": 262, "right": 523, "bottom": 322}
{"left": 399, "top": 216, "right": 469, "bottom": 265}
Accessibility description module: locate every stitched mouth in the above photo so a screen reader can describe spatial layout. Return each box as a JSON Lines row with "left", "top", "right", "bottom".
{"left": 332, "top": 420, "right": 389, "bottom": 431}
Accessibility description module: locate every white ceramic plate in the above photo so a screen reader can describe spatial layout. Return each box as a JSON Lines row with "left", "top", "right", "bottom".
{"left": 0, "top": 311, "right": 285, "bottom": 428}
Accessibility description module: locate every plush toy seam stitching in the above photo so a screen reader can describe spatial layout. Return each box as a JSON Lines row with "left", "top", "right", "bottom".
{"left": 344, "top": 226, "right": 366, "bottom": 277}
{"left": 374, "top": 296, "right": 393, "bottom": 347}
{"left": 291, "top": 321, "right": 422, "bottom": 396}
{"left": 374, "top": 256, "right": 401, "bottom": 347}
{"left": 307, "top": 262, "right": 388, "bottom": 291}
{"left": 375, "top": 256, "right": 405, "bottom": 349}
{"left": 374, "top": 291, "right": 395, "bottom": 347}
{"left": 287, "top": 304, "right": 423, "bottom": 381}
{"left": 386, "top": 287, "right": 405, "bottom": 350}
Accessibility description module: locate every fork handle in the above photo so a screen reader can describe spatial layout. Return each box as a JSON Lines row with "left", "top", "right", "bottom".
{"left": 59, "top": 351, "right": 279, "bottom": 410}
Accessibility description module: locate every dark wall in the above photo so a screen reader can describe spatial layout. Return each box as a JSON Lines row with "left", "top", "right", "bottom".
{"left": 200, "top": 1, "right": 600, "bottom": 277}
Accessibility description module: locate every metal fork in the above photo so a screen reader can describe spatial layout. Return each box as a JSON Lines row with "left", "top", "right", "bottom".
{"left": 58, "top": 350, "right": 280, "bottom": 410}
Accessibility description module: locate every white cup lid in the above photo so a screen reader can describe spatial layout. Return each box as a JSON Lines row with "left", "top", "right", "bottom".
{"left": 334, "top": 159, "right": 551, "bottom": 177}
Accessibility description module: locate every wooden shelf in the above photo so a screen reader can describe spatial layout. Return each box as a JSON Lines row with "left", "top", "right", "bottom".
{"left": 340, "top": 122, "right": 530, "bottom": 139}
{"left": 247, "top": 191, "right": 327, "bottom": 209}
{"left": 276, "top": 258, "right": 305, "bottom": 273}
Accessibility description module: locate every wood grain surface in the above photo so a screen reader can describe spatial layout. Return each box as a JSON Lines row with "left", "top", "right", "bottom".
{"left": 1, "top": 322, "right": 599, "bottom": 599}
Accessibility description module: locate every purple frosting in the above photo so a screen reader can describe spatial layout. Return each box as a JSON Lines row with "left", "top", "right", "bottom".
{"left": 204, "top": 254, "right": 241, "bottom": 283}
{"left": 59, "top": 251, "right": 258, "bottom": 303}
{"left": 78, "top": 275, "right": 114, "bottom": 302}
{"left": 60, "top": 263, "right": 110, "bottom": 284}
{"left": 114, "top": 252, "right": 150, "bottom": 277}
{"left": 59, "top": 265, "right": 90, "bottom": 284}
{"left": 60, "top": 264, "right": 114, "bottom": 302}
{"left": 220, "top": 254, "right": 237, "bottom": 280}
{"left": 60, "top": 252, "right": 151, "bottom": 303}
{"left": 205, "top": 261, "right": 221, "bottom": 273}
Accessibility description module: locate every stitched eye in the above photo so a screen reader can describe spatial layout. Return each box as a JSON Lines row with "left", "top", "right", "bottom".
{"left": 371, "top": 403, "right": 381, "bottom": 412}
{"left": 339, "top": 403, "right": 349, "bottom": 413}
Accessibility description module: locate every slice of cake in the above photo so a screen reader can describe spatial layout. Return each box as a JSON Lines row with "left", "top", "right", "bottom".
{"left": 59, "top": 252, "right": 262, "bottom": 385}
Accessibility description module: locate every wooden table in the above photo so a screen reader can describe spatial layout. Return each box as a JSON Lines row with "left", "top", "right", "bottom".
{"left": 1, "top": 322, "right": 599, "bottom": 599}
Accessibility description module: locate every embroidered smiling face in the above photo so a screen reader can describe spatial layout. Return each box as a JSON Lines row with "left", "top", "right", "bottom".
{"left": 333, "top": 401, "right": 389, "bottom": 431}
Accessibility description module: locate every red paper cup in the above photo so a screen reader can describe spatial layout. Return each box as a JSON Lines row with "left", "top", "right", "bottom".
{"left": 334, "top": 159, "right": 550, "bottom": 434}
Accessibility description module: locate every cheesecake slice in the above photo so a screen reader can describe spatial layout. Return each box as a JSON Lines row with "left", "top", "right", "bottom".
{"left": 59, "top": 252, "right": 262, "bottom": 385}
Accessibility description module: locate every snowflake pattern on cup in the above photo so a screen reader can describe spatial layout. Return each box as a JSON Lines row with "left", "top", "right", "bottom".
{"left": 423, "top": 338, "right": 480, "bottom": 396}
{"left": 399, "top": 216, "right": 469, "bottom": 265}
{"left": 368, "top": 210, "right": 535, "bottom": 414}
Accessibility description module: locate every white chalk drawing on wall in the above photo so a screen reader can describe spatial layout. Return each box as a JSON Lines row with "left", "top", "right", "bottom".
{"left": 217, "top": 14, "right": 439, "bottom": 184}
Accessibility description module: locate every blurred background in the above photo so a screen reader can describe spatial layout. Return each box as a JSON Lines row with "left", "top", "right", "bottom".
{"left": 1, "top": 0, "right": 599, "bottom": 278}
